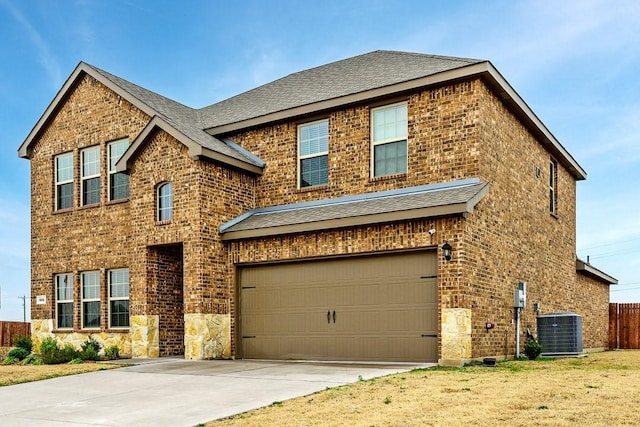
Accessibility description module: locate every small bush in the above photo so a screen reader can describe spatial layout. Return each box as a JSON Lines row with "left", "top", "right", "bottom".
{"left": 81, "top": 336, "right": 101, "bottom": 354}
{"left": 104, "top": 345, "right": 120, "bottom": 360}
{"left": 7, "top": 347, "right": 29, "bottom": 361}
{"left": 524, "top": 339, "right": 543, "bottom": 360}
{"left": 15, "top": 336, "right": 33, "bottom": 353}
{"left": 40, "top": 337, "right": 80, "bottom": 364}
{"left": 2, "top": 356, "right": 19, "bottom": 365}
{"left": 21, "top": 354, "right": 43, "bottom": 365}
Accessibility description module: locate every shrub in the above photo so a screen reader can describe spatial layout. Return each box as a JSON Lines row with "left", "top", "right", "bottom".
{"left": 2, "top": 356, "right": 19, "bottom": 365}
{"left": 39, "top": 337, "right": 80, "bottom": 364}
{"left": 104, "top": 345, "right": 120, "bottom": 360}
{"left": 524, "top": 338, "right": 543, "bottom": 360}
{"left": 80, "top": 336, "right": 102, "bottom": 361}
{"left": 7, "top": 347, "right": 29, "bottom": 361}
{"left": 15, "top": 336, "right": 33, "bottom": 353}
{"left": 21, "top": 354, "right": 43, "bottom": 365}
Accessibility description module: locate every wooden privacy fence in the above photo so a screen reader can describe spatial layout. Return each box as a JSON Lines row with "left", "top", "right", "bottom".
{"left": 610, "top": 303, "right": 640, "bottom": 349}
{"left": 0, "top": 321, "right": 30, "bottom": 347}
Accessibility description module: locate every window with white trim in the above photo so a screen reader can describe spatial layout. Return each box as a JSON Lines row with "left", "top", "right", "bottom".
{"left": 371, "top": 102, "right": 408, "bottom": 177}
{"left": 81, "top": 146, "right": 100, "bottom": 205}
{"left": 81, "top": 271, "right": 100, "bottom": 329}
{"left": 55, "top": 273, "right": 73, "bottom": 329}
{"left": 298, "top": 120, "right": 329, "bottom": 188}
{"left": 55, "top": 153, "right": 74, "bottom": 210}
{"left": 109, "top": 269, "right": 129, "bottom": 328}
{"left": 108, "top": 139, "right": 130, "bottom": 201}
{"left": 550, "top": 159, "right": 558, "bottom": 214}
{"left": 157, "top": 182, "right": 173, "bottom": 222}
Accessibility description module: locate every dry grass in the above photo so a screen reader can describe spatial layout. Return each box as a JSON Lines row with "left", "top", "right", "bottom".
{"left": 209, "top": 350, "right": 640, "bottom": 427}
{"left": 0, "top": 347, "right": 121, "bottom": 386}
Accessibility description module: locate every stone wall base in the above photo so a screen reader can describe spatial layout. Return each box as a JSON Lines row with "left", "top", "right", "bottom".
{"left": 440, "top": 308, "right": 472, "bottom": 366}
{"left": 184, "top": 313, "right": 231, "bottom": 360}
{"left": 130, "top": 315, "right": 159, "bottom": 358}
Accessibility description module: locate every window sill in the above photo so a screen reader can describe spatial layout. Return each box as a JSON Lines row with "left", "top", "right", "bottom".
{"left": 368, "top": 173, "right": 408, "bottom": 183}
{"left": 297, "top": 184, "right": 329, "bottom": 193}
{"left": 52, "top": 208, "right": 74, "bottom": 215}
{"left": 78, "top": 203, "right": 100, "bottom": 211}
{"left": 156, "top": 220, "right": 172, "bottom": 226}
{"left": 106, "top": 198, "right": 129, "bottom": 206}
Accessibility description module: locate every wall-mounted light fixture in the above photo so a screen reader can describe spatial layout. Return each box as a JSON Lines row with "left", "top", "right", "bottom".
{"left": 442, "top": 242, "right": 452, "bottom": 261}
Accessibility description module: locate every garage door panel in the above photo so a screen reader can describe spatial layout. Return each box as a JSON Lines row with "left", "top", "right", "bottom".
{"left": 239, "top": 251, "right": 438, "bottom": 362}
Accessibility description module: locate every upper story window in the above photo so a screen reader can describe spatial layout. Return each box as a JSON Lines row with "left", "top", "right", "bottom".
{"left": 298, "top": 120, "right": 329, "bottom": 188}
{"left": 371, "top": 102, "right": 408, "bottom": 177}
{"left": 81, "top": 271, "right": 100, "bottom": 329}
{"left": 108, "top": 139, "right": 130, "bottom": 201}
{"left": 81, "top": 146, "right": 100, "bottom": 206}
{"left": 550, "top": 159, "right": 558, "bottom": 215}
{"left": 55, "top": 273, "right": 73, "bottom": 329}
{"left": 157, "top": 182, "right": 173, "bottom": 222}
{"left": 55, "top": 153, "right": 74, "bottom": 210}
{"left": 109, "top": 269, "right": 130, "bottom": 328}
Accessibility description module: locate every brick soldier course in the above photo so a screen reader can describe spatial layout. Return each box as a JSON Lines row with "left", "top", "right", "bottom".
{"left": 18, "top": 51, "right": 616, "bottom": 365}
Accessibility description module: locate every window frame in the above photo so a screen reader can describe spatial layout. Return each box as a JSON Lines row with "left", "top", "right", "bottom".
{"left": 370, "top": 102, "right": 408, "bottom": 178}
{"left": 81, "top": 146, "right": 101, "bottom": 206}
{"left": 54, "top": 152, "right": 74, "bottom": 210}
{"left": 550, "top": 159, "right": 558, "bottom": 215}
{"left": 55, "top": 273, "right": 74, "bottom": 330}
{"left": 297, "top": 119, "right": 329, "bottom": 189}
{"left": 108, "top": 269, "right": 130, "bottom": 329}
{"left": 108, "top": 138, "right": 130, "bottom": 201}
{"left": 81, "top": 271, "right": 101, "bottom": 329}
{"left": 157, "top": 182, "right": 173, "bottom": 222}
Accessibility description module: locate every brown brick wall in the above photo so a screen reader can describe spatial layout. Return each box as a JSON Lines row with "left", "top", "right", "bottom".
{"left": 29, "top": 74, "right": 148, "bottom": 331}
{"left": 576, "top": 272, "right": 610, "bottom": 349}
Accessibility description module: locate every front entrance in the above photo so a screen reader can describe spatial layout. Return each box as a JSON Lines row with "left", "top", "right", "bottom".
{"left": 238, "top": 250, "right": 438, "bottom": 362}
{"left": 147, "top": 244, "right": 185, "bottom": 356}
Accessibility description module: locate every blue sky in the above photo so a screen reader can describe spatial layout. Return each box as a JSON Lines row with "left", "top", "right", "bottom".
{"left": 0, "top": 0, "right": 639, "bottom": 321}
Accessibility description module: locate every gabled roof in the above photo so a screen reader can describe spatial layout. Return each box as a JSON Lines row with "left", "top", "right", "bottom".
{"left": 200, "top": 51, "right": 586, "bottom": 180}
{"left": 576, "top": 259, "right": 618, "bottom": 285}
{"left": 18, "top": 51, "right": 586, "bottom": 180}
{"left": 219, "top": 178, "right": 489, "bottom": 241}
{"left": 17, "top": 62, "right": 264, "bottom": 174}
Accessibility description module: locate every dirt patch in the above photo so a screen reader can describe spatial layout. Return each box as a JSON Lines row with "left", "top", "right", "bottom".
{"left": 209, "top": 351, "right": 640, "bottom": 426}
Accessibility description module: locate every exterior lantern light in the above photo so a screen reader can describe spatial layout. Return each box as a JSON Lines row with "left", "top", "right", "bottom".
{"left": 442, "top": 242, "right": 452, "bottom": 261}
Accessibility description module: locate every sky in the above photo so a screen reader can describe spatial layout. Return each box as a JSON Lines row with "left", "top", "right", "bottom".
{"left": 0, "top": 0, "right": 639, "bottom": 321}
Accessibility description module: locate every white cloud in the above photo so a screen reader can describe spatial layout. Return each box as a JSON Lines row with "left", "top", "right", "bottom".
{"left": 1, "top": 0, "right": 62, "bottom": 89}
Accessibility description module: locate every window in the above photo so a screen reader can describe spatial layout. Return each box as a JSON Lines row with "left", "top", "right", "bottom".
{"left": 550, "top": 159, "right": 558, "bottom": 214}
{"left": 108, "top": 139, "right": 130, "bottom": 201}
{"left": 157, "top": 182, "right": 173, "bottom": 221}
{"left": 298, "top": 120, "right": 329, "bottom": 188}
{"left": 55, "top": 273, "right": 73, "bottom": 329}
{"left": 371, "top": 103, "right": 408, "bottom": 177}
{"left": 81, "top": 146, "right": 100, "bottom": 205}
{"left": 55, "top": 153, "right": 73, "bottom": 210}
{"left": 109, "top": 269, "right": 129, "bottom": 328}
{"left": 81, "top": 271, "right": 100, "bottom": 329}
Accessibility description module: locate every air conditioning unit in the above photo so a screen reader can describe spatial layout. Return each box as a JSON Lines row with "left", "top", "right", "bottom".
{"left": 537, "top": 312, "right": 583, "bottom": 356}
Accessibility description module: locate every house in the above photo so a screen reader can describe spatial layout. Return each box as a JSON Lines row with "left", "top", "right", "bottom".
{"left": 18, "top": 51, "right": 617, "bottom": 365}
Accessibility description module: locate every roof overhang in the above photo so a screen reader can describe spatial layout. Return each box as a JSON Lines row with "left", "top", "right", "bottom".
{"left": 219, "top": 178, "right": 489, "bottom": 241}
{"left": 115, "top": 116, "right": 264, "bottom": 175}
{"left": 576, "top": 259, "right": 618, "bottom": 285}
{"left": 18, "top": 62, "right": 157, "bottom": 159}
{"left": 206, "top": 62, "right": 586, "bottom": 181}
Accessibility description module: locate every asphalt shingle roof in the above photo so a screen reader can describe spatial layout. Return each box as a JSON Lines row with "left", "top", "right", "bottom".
{"left": 219, "top": 179, "right": 489, "bottom": 238}
{"left": 198, "top": 50, "right": 483, "bottom": 129}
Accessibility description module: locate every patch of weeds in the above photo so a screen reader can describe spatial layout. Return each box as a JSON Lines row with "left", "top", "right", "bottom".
{"left": 2, "top": 356, "right": 19, "bottom": 365}
{"left": 270, "top": 401, "right": 283, "bottom": 407}
{"left": 462, "top": 387, "right": 471, "bottom": 392}
{"left": 586, "top": 384, "right": 599, "bottom": 389}
{"left": 383, "top": 395, "right": 392, "bottom": 405}
{"left": 358, "top": 375, "right": 364, "bottom": 381}
{"left": 568, "top": 360, "right": 583, "bottom": 367}
{"left": 21, "top": 354, "right": 43, "bottom": 365}
{"left": 538, "top": 405, "right": 549, "bottom": 410}
{"left": 409, "top": 367, "right": 430, "bottom": 374}
{"left": 68, "top": 358, "right": 84, "bottom": 364}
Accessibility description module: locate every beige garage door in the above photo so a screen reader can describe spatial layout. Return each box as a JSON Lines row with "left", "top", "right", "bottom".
{"left": 238, "top": 250, "right": 438, "bottom": 362}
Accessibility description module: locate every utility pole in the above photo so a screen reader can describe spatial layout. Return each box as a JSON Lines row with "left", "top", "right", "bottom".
{"left": 19, "top": 295, "right": 26, "bottom": 323}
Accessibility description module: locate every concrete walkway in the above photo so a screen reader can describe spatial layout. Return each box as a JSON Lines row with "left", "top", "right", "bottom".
{"left": 0, "top": 358, "right": 434, "bottom": 426}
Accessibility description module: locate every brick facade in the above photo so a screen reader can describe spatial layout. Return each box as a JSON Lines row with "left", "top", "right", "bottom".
{"left": 23, "top": 58, "right": 612, "bottom": 363}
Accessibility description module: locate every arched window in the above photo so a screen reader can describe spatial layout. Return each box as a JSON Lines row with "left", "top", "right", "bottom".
{"left": 157, "top": 182, "right": 173, "bottom": 222}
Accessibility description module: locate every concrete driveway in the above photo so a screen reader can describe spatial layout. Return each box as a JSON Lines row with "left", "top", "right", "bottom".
{"left": 0, "top": 358, "right": 433, "bottom": 426}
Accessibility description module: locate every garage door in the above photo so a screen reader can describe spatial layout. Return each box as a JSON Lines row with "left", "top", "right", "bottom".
{"left": 238, "top": 250, "right": 438, "bottom": 362}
